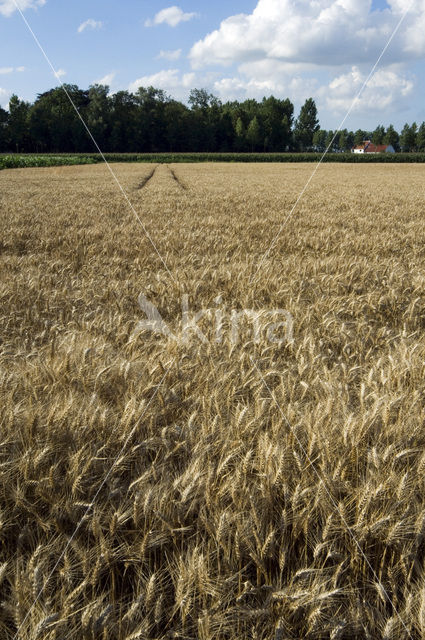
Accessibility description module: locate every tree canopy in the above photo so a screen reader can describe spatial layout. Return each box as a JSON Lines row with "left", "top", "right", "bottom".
{"left": 0, "top": 85, "right": 421, "bottom": 154}
{"left": 293, "top": 98, "right": 319, "bottom": 151}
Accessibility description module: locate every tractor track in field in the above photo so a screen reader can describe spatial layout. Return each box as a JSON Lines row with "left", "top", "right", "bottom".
{"left": 137, "top": 165, "right": 157, "bottom": 190}
{"left": 168, "top": 165, "right": 188, "bottom": 191}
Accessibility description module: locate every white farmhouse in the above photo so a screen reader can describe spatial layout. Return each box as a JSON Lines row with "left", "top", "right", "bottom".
{"left": 352, "top": 140, "right": 395, "bottom": 154}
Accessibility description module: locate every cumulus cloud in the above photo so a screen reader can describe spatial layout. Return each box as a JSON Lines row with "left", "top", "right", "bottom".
{"left": 157, "top": 48, "right": 182, "bottom": 61}
{"left": 96, "top": 72, "right": 116, "bottom": 86}
{"left": 54, "top": 68, "right": 66, "bottom": 78}
{"left": 0, "top": 87, "right": 11, "bottom": 107}
{"left": 145, "top": 6, "right": 197, "bottom": 27}
{"left": 213, "top": 70, "right": 319, "bottom": 103}
{"left": 129, "top": 68, "right": 223, "bottom": 101}
{"left": 0, "top": 0, "right": 45, "bottom": 18}
{"left": 129, "top": 69, "right": 196, "bottom": 94}
{"left": 321, "top": 65, "right": 414, "bottom": 113}
{"left": 184, "top": 0, "right": 422, "bottom": 122}
{"left": 189, "top": 0, "right": 425, "bottom": 70}
{"left": 209, "top": 57, "right": 414, "bottom": 117}
{"left": 77, "top": 18, "right": 103, "bottom": 34}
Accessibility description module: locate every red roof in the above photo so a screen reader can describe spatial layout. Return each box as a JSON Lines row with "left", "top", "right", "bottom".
{"left": 353, "top": 140, "right": 371, "bottom": 151}
{"left": 365, "top": 143, "right": 388, "bottom": 153}
{"left": 353, "top": 140, "right": 390, "bottom": 153}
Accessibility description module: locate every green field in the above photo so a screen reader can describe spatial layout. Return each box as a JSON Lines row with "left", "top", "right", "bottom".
{"left": 2, "top": 151, "right": 425, "bottom": 170}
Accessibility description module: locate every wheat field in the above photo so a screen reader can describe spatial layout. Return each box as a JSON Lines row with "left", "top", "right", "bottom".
{"left": 1, "top": 162, "right": 425, "bottom": 639}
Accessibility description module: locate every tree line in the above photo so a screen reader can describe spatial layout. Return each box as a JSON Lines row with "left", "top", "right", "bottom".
{"left": 0, "top": 84, "right": 424, "bottom": 153}
{"left": 314, "top": 122, "right": 425, "bottom": 153}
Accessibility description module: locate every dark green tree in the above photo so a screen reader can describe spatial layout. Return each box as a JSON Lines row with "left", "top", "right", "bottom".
{"left": 293, "top": 98, "right": 319, "bottom": 150}
{"left": 28, "top": 85, "right": 90, "bottom": 152}
{"left": 312, "top": 129, "right": 327, "bottom": 152}
{"left": 240, "top": 98, "right": 260, "bottom": 122}
{"left": 205, "top": 97, "right": 223, "bottom": 152}
{"left": 325, "top": 130, "right": 336, "bottom": 151}
{"left": 372, "top": 125, "right": 385, "bottom": 146}
{"left": 281, "top": 114, "right": 292, "bottom": 150}
{"left": 416, "top": 122, "right": 425, "bottom": 152}
{"left": 400, "top": 122, "right": 417, "bottom": 152}
{"left": 0, "top": 105, "right": 8, "bottom": 151}
{"left": 354, "top": 129, "right": 367, "bottom": 146}
{"left": 383, "top": 124, "right": 399, "bottom": 150}
{"left": 28, "top": 98, "right": 51, "bottom": 152}
{"left": 134, "top": 86, "right": 169, "bottom": 151}
{"left": 8, "top": 95, "right": 31, "bottom": 152}
{"left": 338, "top": 129, "right": 353, "bottom": 151}
{"left": 216, "top": 111, "right": 234, "bottom": 152}
{"left": 109, "top": 91, "right": 138, "bottom": 152}
{"left": 164, "top": 100, "right": 190, "bottom": 151}
{"left": 261, "top": 96, "right": 293, "bottom": 151}
{"left": 86, "top": 84, "right": 111, "bottom": 150}
{"left": 246, "top": 116, "right": 262, "bottom": 151}
{"left": 188, "top": 88, "right": 221, "bottom": 151}
{"left": 188, "top": 88, "right": 215, "bottom": 111}
{"left": 234, "top": 117, "right": 246, "bottom": 151}
{"left": 346, "top": 130, "right": 354, "bottom": 150}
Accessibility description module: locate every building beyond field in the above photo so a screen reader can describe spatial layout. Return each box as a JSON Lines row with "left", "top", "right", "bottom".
{"left": 352, "top": 141, "right": 395, "bottom": 154}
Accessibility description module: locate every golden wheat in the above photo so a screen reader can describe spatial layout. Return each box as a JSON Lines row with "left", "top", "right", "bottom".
{"left": 1, "top": 161, "right": 425, "bottom": 638}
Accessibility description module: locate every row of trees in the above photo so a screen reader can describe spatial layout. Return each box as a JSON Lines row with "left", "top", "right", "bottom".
{"left": 313, "top": 122, "right": 425, "bottom": 153}
{"left": 0, "top": 85, "right": 316, "bottom": 153}
{"left": 0, "top": 83, "right": 423, "bottom": 153}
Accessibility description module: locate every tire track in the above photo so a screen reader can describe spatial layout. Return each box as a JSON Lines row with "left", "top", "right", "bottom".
{"left": 137, "top": 165, "right": 157, "bottom": 190}
{"left": 168, "top": 166, "right": 188, "bottom": 191}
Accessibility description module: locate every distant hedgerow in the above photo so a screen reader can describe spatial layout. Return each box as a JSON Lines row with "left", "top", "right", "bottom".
{"left": 0, "top": 155, "right": 97, "bottom": 170}
{"left": 1, "top": 152, "right": 425, "bottom": 170}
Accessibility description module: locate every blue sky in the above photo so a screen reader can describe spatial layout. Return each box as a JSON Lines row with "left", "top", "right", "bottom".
{"left": 0, "top": 0, "right": 424, "bottom": 131}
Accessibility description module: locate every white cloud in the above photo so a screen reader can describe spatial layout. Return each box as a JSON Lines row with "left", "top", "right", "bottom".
{"left": 208, "top": 55, "right": 414, "bottom": 118}
{"left": 321, "top": 65, "right": 414, "bottom": 113}
{"left": 157, "top": 48, "right": 182, "bottom": 61}
{"left": 0, "top": 66, "right": 26, "bottom": 74}
{"left": 185, "top": 0, "right": 422, "bottom": 125}
{"left": 129, "top": 69, "right": 196, "bottom": 99}
{"left": 211, "top": 61, "right": 321, "bottom": 103}
{"left": 77, "top": 18, "right": 103, "bottom": 34}
{"left": 0, "top": 87, "right": 11, "bottom": 107}
{"left": 54, "top": 68, "right": 66, "bottom": 78}
{"left": 0, "top": 0, "right": 45, "bottom": 18}
{"left": 96, "top": 72, "right": 116, "bottom": 86}
{"left": 189, "top": 0, "right": 425, "bottom": 70}
{"left": 129, "top": 69, "right": 196, "bottom": 92}
{"left": 145, "top": 6, "right": 197, "bottom": 27}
